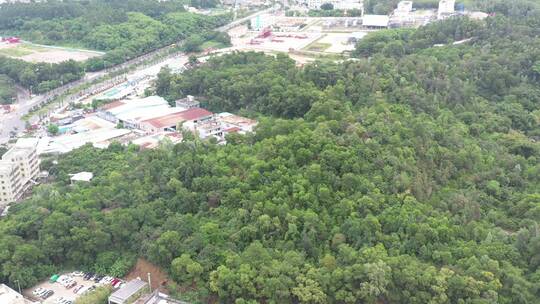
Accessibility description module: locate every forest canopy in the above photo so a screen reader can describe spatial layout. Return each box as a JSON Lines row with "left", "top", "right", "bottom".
{"left": 1, "top": 0, "right": 540, "bottom": 303}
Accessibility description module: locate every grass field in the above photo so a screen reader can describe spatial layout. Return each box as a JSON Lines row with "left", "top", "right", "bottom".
{"left": 303, "top": 42, "right": 331, "bottom": 52}
{"left": 0, "top": 42, "right": 104, "bottom": 63}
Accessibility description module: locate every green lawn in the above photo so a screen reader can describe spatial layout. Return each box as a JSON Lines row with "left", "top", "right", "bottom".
{"left": 304, "top": 42, "right": 331, "bottom": 52}
{"left": 0, "top": 43, "right": 50, "bottom": 58}
{"left": 200, "top": 40, "right": 227, "bottom": 50}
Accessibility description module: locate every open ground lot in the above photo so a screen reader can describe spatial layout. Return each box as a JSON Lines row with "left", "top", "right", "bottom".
{"left": 314, "top": 32, "right": 367, "bottom": 53}
{"left": 0, "top": 42, "right": 104, "bottom": 63}
{"left": 225, "top": 20, "right": 369, "bottom": 59}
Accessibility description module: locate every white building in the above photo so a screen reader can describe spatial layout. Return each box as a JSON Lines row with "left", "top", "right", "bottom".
{"left": 362, "top": 14, "right": 390, "bottom": 28}
{"left": 0, "top": 162, "right": 23, "bottom": 207}
{"left": 395, "top": 1, "right": 413, "bottom": 15}
{"left": 0, "top": 138, "right": 40, "bottom": 206}
{"left": 175, "top": 95, "right": 200, "bottom": 109}
{"left": 250, "top": 13, "right": 275, "bottom": 31}
{"left": 97, "top": 96, "right": 186, "bottom": 129}
{"left": 305, "top": 0, "right": 363, "bottom": 11}
{"left": 183, "top": 112, "right": 258, "bottom": 143}
{"left": 438, "top": 0, "right": 455, "bottom": 19}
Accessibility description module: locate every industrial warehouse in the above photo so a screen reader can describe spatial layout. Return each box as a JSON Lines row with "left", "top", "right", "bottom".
{"left": 29, "top": 94, "right": 257, "bottom": 155}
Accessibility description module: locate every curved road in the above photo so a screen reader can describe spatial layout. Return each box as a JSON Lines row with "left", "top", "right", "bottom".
{"left": 0, "top": 6, "right": 278, "bottom": 144}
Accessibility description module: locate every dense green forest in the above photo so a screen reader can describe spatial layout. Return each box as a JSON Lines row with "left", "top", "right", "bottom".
{"left": 0, "top": 57, "right": 84, "bottom": 94}
{"left": 0, "top": 0, "right": 229, "bottom": 93}
{"left": 1, "top": 1, "right": 540, "bottom": 303}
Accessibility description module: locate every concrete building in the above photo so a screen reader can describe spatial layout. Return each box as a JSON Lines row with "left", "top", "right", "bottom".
{"left": 305, "top": 0, "right": 363, "bottom": 10}
{"left": 183, "top": 112, "right": 258, "bottom": 143}
{"left": 438, "top": 0, "right": 455, "bottom": 19}
{"left": 175, "top": 95, "right": 200, "bottom": 109}
{"left": 109, "top": 279, "right": 148, "bottom": 304}
{"left": 216, "top": 112, "right": 258, "bottom": 133}
{"left": 135, "top": 290, "right": 188, "bottom": 304}
{"left": 97, "top": 96, "right": 175, "bottom": 127}
{"left": 395, "top": 0, "right": 413, "bottom": 14}
{"left": 183, "top": 119, "right": 224, "bottom": 141}
{"left": 141, "top": 108, "right": 213, "bottom": 134}
{"left": 362, "top": 14, "right": 390, "bottom": 28}
{"left": 0, "top": 138, "right": 40, "bottom": 206}
{"left": 0, "top": 162, "right": 23, "bottom": 207}
{"left": 250, "top": 13, "right": 275, "bottom": 31}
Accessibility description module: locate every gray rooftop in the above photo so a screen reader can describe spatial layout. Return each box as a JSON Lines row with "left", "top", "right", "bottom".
{"left": 109, "top": 279, "right": 148, "bottom": 304}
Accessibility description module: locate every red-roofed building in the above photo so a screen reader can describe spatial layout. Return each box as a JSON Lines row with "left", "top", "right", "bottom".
{"left": 100, "top": 100, "right": 125, "bottom": 111}
{"left": 141, "top": 108, "right": 213, "bottom": 133}
{"left": 224, "top": 126, "right": 241, "bottom": 133}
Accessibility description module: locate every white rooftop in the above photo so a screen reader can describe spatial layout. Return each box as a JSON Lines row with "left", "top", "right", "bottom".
{"left": 109, "top": 279, "right": 148, "bottom": 304}
{"left": 0, "top": 284, "right": 28, "bottom": 304}
{"left": 107, "top": 96, "right": 168, "bottom": 116}
{"left": 363, "top": 15, "right": 390, "bottom": 27}
{"left": 70, "top": 172, "right": 93, "bottom": 182}
{"left": 41, "top": 128, "right": 131, "bottom": 154}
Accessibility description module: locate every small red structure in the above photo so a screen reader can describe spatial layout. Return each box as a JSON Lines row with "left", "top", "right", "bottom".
{"left": 2, "top": 37, "right": 21, "bottom": 44}
{"left": 257, "top": 28, "right": 272, "bottom": 39}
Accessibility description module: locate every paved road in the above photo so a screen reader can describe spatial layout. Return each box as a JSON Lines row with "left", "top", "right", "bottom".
{"left": 0, "top": 7, "right": 274, "bottom": 145}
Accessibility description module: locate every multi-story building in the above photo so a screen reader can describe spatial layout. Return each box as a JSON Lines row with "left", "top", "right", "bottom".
{"left": 175, "top": 95, "right": 200, "bottom": 109}
{"left": 0, "top": 138, "right": 40, "bottom": 207}
{"left": 438, "top": 0, "right": 455, "bottom": 19}
{"left": 0, "top": 162, "right": 23, "bottom": 206}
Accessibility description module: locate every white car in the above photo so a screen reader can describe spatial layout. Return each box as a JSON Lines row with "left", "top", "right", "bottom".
{"left": 99, "top": 276, "right": 113, "bottom": 285}
{"left": 77, "top": 286, "right": 89, "bottom": 295}
{"left": 32, "top": 287, "right": 45, "bottom": 296}
{"left": 54, "top": 297, "right": 65, "bottom": 304}
{"left": 71, "top": 271, "right": 84, "bottom": 276}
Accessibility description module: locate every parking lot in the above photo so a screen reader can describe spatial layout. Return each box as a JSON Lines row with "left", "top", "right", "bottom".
{"left": 25, "top": 275, "right": 84, "bottom": 303}
{"left": 24, "top": 272, "right": 124, "bottom": 304}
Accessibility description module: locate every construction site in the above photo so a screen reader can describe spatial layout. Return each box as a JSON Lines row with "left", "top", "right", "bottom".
{"left": 223, "top": 14, "right": 372, "bottom": 63}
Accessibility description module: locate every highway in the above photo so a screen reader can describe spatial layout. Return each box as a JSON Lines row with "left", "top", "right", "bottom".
{"left": 0, "top": 7, "right": 272, "bottom": 144}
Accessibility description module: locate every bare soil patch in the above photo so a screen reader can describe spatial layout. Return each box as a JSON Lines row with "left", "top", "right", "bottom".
{"left": 125, "top": 258, "right": 170, "bottom": 291}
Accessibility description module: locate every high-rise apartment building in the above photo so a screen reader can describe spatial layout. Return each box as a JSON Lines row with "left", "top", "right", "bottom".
{"left": 0, "top": 138, "right": 40, "bottom": 207}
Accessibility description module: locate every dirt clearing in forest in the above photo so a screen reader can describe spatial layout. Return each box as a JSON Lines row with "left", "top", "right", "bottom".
{"left": 125, "top": 258, "right": 170, "bottom": 291}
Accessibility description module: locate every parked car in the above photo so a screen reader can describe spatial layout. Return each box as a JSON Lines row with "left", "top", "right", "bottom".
{"left": 32, "top": 287, "right": 45, "bottom": 296}
{"left": 71, "top": 271, "right": 84, "bottom": 276}
{"left": 36, "top": 289, "right": 49, "bottom": 298}
{"left": 77, "top": 286, "right": 89, "bottom": 295}
{"left": 110, "top": 278, "right": 120, "bottom": 286}
{"left": 93, "top": 275, "right": 104, "bottom": 283}
{"left": 99, "top": 276, "right": 113, "bottom": 285}
{"left": 83, "top": 272, "right": 94, "bottom": 280}
{"left": 112, "top": 280, "right": 123, "bottom": 288}
{"left": 66, "top": 280, "right": 77, "bottom": 289}
{"left": 42, "top": 290, "right": 54, "bottom": 299}
{"left": 73, "top": 285, "right": 84, "bottom": 293}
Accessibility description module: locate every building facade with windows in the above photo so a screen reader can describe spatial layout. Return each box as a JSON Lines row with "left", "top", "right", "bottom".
{"left": 0, "top": 139, "right": 40, "bottom": 207}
